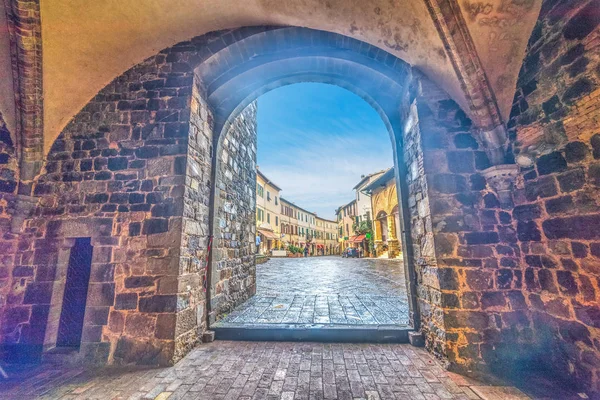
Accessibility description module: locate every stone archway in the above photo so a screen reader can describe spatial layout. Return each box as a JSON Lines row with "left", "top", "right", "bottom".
{"left": 3, "top": 0, "right": 600, "bottom": 395}
{"left": 0, "top": 26, "right": 427, "bottom": 367}
{"left": 0, "top": 23, "right": 530, "bottom": 382}
{"left": 200, "top": 27, "right": 416, "bottom": 327}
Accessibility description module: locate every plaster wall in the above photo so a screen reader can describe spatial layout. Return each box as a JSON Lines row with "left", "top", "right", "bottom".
{"left": 35, "top": 0, "right": 537, "bottom": 152}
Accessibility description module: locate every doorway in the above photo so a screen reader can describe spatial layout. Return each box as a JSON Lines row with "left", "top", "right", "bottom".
{"left": 56, "top": 238, "right": 93, "bottom": 349}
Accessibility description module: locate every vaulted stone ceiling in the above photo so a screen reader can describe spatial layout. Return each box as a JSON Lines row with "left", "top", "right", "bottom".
{"left": 1, "top": 0, "right": 541, "bottom": 153}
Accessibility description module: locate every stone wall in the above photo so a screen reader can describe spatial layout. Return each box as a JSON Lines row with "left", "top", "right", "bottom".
{"left": 416, "top": 78, "right": 532, "bottom": 375}
{"left": 407, "top": 1, "right": 600, "bottom": 393}
{"left": 0, "top": 111, "right": 17, "bottom": 194}
{"left": 503, "top": 0, "right": 600, "bottom": 392}
{"left": 0, "top": 29, "right": 268, "bottom": 366}
{"left": 172, "top": 75, "right": 214, "bottom": 361}
{"left": 404, "top": 75, "right": 513, "bottom": 371}
{"left": 401, "top": 73, "right": 541, "bottom": 382}
{"left": 402, "top": 88, "right": 444, "bottom": 359}
{"left": 0, "top": 46, "right": 196, "bottom": 365}
{"left": 209, "top": 102, "right": 257, "bottom": 323}
{"left": 0, "top": 111, "right": 20, "bottom": 361}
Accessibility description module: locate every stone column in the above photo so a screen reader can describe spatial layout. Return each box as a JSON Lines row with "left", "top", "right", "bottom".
{"left": 387, "top": 215, "right": 399, "bottom": 258}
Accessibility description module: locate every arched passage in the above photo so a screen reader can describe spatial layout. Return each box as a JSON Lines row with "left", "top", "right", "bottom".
{"left": 1, "top": 24, "right": 504, "bottom": 379}
{"left": 3, "top": 1, "right": 600, "bottom": 396}
{"left": 199, "top": 27, "right": 416, "bottom": 329}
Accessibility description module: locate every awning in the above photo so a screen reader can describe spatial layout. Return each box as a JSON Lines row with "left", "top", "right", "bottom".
{"left": 351, "top": 234, "right": 366, "bottom": 243}
{"left": 317, "top": 244, "right": 324, "bottom": 248}
{"left": 258, "top": 229, "right": 279, "bottom": 240}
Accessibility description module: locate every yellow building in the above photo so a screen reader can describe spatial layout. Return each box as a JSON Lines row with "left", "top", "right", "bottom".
{"left": 362, "top": 168, "right": 402, "bottom": 258}
{"left": 335, "top": 199, "right": 357, "bottom": 251}
{"left": 256, "top": 168, "right": 282, "bottom": 254}
{"left": 315, "top": 217, "right": 339, "bottom": 255}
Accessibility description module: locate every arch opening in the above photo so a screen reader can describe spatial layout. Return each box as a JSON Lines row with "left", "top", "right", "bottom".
{"left": 204, "top": 37, "right": 415, "bottom": 338}
{"left": 6, "top": 25, "right": 429, "bottom": 367}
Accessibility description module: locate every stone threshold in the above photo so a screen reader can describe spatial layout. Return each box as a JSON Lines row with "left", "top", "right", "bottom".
{"left": 212, "top": 322, "right": 412, "bottom": 343}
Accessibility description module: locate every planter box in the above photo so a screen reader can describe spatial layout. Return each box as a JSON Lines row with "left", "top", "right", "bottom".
{"left": 272, "top": 250, "right": 287, "bottom": 257}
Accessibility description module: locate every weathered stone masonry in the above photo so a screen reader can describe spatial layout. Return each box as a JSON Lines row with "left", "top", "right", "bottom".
{"left": 402, "top": 74, "right": 526, "bottom": 374}
{"left": 0, "top": 9, "right": 599, "bottom": 394}
{"left": 209, "top": 102, "right": 257, "bottom": 324}
{"left": 401, "top": 0, "right": 600, "bottom": 393}
{"left": 504, "top": 0, "right": 600, "bottom": 392}
{"left": 0, "top": 29, "right": 264, "bottom": 366}
{"left": 0, "top": 46, "right": 197, "bottom": 364}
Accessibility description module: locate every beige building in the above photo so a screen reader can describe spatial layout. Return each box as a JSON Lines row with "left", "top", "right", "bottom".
{"left": 259, "top": 171, "right": 339, "bottom": 256}
{"left": 315, "top": 217, "right": 339, "bottom": 255}
{"left": 336, "top": 199, "right": 357, "bottom": 251}
{"left": 352, "top": 170, "right": 385, "bottom": 223}
{"left": 362, "top": 168, "right": 402, "bottom": 258}
{"left": 256, "top": 168, "right": 283, "bottom": 254}
{"left": 280, "top": 197, "right": 300, "bottom": 248}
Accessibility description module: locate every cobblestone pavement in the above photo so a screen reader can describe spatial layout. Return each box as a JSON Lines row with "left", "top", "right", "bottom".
{"left": 218, "top": 257, "right": 410, "bottom": 326}
{"left": 1, "top": 341, "right": 530, "bottom": 399}
{"left": 257, "top": 257, "right": 406, "bottom": 296}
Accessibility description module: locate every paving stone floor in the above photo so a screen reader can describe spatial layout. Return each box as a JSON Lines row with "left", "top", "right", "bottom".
{"left": 218, "top": 257, "right": 410, "bottom": 326}
{"left": 0, "top": 341, "right": 531, "bottom": 399}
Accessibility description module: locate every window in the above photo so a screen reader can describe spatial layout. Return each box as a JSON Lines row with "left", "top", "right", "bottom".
{"left": 267, "top": 213, "right": 270, "bottom": 223}
{"left": 275, "top": 197, "right": 278, "bottom": 205}
{"left": 257, "top": 208, "right": 264, "bottom": 221}
{"left": 257, "top": 184, "right": 264, "bottom": 197}
{"left": 275, "top": 216, "right": 278, "bottom": 226}
{"left": 267, "top": 191, "right": 271, "bottom": 201}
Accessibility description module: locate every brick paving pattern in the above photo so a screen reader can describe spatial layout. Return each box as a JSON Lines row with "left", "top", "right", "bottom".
{"left": 221, "top": 294, "right": 409, "bottom": 326}
{"left": 1, "top": 341, "right": 528, "bottom": 399}
{"left": 218, "top": 257, "right": 410, "bottom": 326}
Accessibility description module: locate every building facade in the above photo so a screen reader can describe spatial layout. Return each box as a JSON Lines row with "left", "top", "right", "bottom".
{"left": 315, "top": 217, "right": 339, "bottom": 255}
{"left": 279, "top": 198, "right": 299, "bottom": 248}
{"left": 336, "top": 199, "right": 357, "bottom": 251}
{"left": 258, "top": 172, "right": 339, "bottom": 256}
{"left": 362, "top": 168, "right": 402, "bottom": 258}
{"left": 255, "top": 168, "right": 282, "bottom": 254}
{"left": 352, "top": 170, "right": 385, "bottom": 224}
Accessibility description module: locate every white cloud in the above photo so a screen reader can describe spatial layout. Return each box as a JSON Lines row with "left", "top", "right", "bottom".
{"left": 256, "top": 83, "right": 393, "bottom": 219}
{"left": 258, "top": 133, "right": 392, "bottom": 219}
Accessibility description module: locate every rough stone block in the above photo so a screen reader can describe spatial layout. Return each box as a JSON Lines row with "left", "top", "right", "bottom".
{"left": 115, "top": 293, "right": 138, "bottom": 310}
{"left": 202, "top": 330, "right": 215, "bottom": 343}
{"left": 125, "top": 276, "right": 156, "bottom": 289}
{"left": 543, "top": 215, "right": 600, "bottom": 240}
{"left": 139, "top": 295, "right": 177, "bottom": 313}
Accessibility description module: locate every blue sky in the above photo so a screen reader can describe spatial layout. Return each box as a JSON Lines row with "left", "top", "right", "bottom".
{"left": 256, "top": 83, "right": 393, "bottom": 221}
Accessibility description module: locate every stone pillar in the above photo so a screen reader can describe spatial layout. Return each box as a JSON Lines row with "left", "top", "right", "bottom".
{"left": 387, "top": 215, "right": 397, "bottom": 240}
{"left": 387, "top": 215, "right": 399, "bottom": 258}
